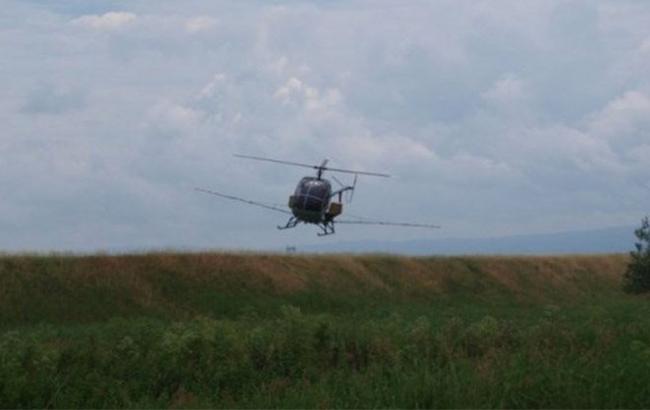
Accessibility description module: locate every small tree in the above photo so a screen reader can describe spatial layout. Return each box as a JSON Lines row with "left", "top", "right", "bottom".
{"left": 623, "top": 217, "right": 650, "bottom": 294}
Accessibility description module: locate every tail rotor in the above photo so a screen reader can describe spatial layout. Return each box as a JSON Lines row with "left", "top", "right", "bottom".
{"left": 332, "top": 174, "right": 357, "bottom": 204}
{"left": 348, "top": 174, "right": 358, "bottom": 204}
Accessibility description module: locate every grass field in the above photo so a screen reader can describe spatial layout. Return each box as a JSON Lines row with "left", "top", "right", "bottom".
{"left": 1, "top": 252, "right": 649, "bottom": 408}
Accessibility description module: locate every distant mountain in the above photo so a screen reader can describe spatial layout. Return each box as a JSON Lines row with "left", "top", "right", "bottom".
{"left": 300, "top": 226, "right": 637, "bottom": 255}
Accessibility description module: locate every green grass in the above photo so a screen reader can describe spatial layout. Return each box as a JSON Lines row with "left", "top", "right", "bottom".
{"left": 1, "top": 252, "right": 649, "bottom": 408}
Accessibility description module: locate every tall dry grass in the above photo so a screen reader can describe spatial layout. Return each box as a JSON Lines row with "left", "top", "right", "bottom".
{"left": 0, "top": 252, "right": 628, "bottom": 326}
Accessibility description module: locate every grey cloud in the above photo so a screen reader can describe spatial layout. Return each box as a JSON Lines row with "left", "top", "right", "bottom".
{"left": 20, "top": 84, "right": 86, "bottom": 115}
{"left": 2, "top": 0, "right": 650, "bottom": 252}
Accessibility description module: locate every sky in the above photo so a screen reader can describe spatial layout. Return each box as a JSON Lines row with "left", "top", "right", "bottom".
{"left": 1, "top": 0, "right": 649, "bottom": 252}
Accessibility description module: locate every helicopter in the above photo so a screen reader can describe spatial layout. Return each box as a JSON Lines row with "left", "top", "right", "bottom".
{"left": 195, "top": 154, "right": 440, "bottom": 236}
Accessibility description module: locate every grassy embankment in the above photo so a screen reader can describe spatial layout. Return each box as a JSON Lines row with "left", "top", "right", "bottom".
{"left": 1, "top": 252, "right": 649, "bottom": 408}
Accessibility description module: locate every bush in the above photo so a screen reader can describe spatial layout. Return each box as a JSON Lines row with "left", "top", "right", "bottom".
{"left": 624, "top": 217, "right": 650, "bottom": 294}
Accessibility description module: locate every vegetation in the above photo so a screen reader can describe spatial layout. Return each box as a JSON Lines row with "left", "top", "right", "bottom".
{"left": 1, "top": 252, "right": 649, "bottom": 408}
{"left": 624, "top": 216, "right": 650, "bottom": 294}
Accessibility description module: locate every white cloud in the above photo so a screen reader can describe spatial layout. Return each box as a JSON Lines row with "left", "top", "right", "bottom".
{"left": 268, "top": 56, "right": 289, "bottom": 74}
{"left": 3, "top": 0, "right": 650, "bottom": 251}
{"left": 305, "top": 87, "right": 342, "bottom": 112}
{"left": 71, "top": 11, "right": 136, "bottom": 30}
{"left": 199, "top": 73, "right": 228, "bottom": 99}
{"left": 146, "top": 100, "right": 203, "bottom": 137}
{"left": 528, "top": 125, "right": 622, "bottom": 175}
{"left": 273, "top": 77, "right": 341, "bottom": 113}
{"left": 337, "top": 133, "right": 434, "bottom": 166}
{"left": 185, "top": 16, "right": 217, "bottom": 33}
{"left": 273, "top": 77, "right": 303, "bottom": 102}
{"left": 482, "top": 75, "right": 528, "bottom": 106}
{"left": 589, "top": 91, "right": 650, "bottom": 139}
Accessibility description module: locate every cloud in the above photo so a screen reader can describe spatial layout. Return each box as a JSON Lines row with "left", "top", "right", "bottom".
{"left": 71, "top": 11, "right": 136, "bottom": 30}
{"left": 273, "top": 77, "right": 342, "bottom": 113}
{"left": 185, "top": 16, "right": 217, "bottom": 33}
{"left": 3, "top": 0, "right": 650, "bottom": 251}
{"left": 273, "top": 77, "right": 304, "bottom": 103}
{"left": 641, "top": 38, "right": 650, "bottom": 53}
{"left": 627, "top": 144, "right": 650, "bottom": 163}
{"left": 481, "top": 74, "right": 528, "bottom": 106}
{"left": 588, "top": 91, "right": 650, "bottom": 140}
{"left": 20, "top": 84, "right": 85, "bottom": 115}
{"left": 146, "top": 100, "right": 203, "bottom": 138}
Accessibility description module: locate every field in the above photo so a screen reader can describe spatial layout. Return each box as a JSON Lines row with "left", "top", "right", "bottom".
{"left": 1, "top": 252, "right": 649, "bottom": 408}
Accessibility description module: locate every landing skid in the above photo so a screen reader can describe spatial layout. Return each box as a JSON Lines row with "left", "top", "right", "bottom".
{"left": 277, "top": 217, "right": 336, "bottom": 236}
{"left": 317, "top": 221, "right": 335, "bottom": 236}
{"left": 277, "top": 216, "right": 300, "bottom": 230}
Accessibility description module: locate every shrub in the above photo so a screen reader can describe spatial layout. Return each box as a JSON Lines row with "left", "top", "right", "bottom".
{"left": 624, "top": 217, "right": 650, "bottom": 294}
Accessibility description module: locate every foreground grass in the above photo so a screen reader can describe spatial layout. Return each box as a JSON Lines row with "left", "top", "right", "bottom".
{"left": 1, "top": 252, "right": 649, "bottom": 408}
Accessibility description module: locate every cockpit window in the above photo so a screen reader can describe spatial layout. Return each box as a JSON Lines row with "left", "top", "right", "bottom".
{"left": 294, "top": 178, "right": 330, "bottom": 211}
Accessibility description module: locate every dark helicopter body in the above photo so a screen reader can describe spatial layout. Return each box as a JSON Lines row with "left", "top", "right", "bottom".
{"left": 290, "top": 177, "right": 341, "bottom": 224}
{"left": 281, "top": 174, "right": 347, "bottom": 234}
{"left": 196, "top": 154, "right": 440, "bottom": 236}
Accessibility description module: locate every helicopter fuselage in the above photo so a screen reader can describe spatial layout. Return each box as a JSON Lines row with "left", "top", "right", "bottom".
{"left": 289, "top": 177, "right": 341, "bottom": 224}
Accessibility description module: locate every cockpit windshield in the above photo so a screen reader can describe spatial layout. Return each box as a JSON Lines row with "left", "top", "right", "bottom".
{"left": 294, "top": 178, "right": 331, "bottom": 212}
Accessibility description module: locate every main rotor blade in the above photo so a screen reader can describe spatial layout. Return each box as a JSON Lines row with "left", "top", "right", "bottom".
{"left": 195, "top": 188, "right": 292, "bottom": 215}
{"left": 324, "top": 167, "right": 390, "bottom": 177}
{"left": 234, "top": 153, "right": 390, "bottom": 177}
{"left": 234, "top": 154, "right": 319, "bottom": 170}
{"left": 336, "top": 219, "right": 440, "bottom": 229}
